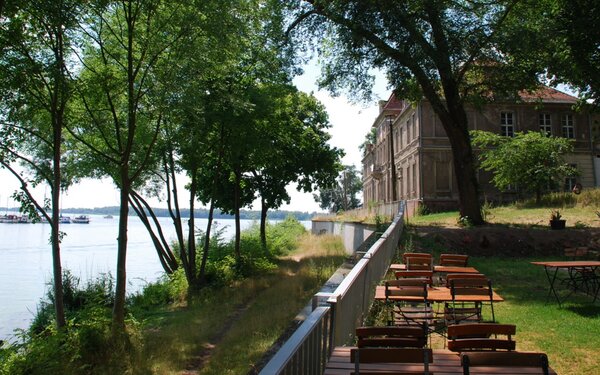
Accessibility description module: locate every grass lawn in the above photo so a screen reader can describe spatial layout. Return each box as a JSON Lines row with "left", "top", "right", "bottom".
{"left": 385, "top": 208, "right": 600, "bottom": 375}
{"left": 473, "top": 256, "right": 600, "bottom": 375}
{"left": 137, "top": 233, "right": 346, "bottom": 374}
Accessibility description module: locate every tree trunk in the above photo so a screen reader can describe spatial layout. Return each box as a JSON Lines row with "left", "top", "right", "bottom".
{"left": 187, "top": 169, "right": 198, "bottom": 289}
{"left": 438, "top": 104, "right": 484, "bottom": 225}
{"left": 260, "top": 196, "right": 268, "bottom": 253}
{"left": 199, "top": 200, "right": 215, "bottom": 285}
{"left": 113, "top": 173, "right": 130, "bottom": 331}
{"left": 51, "top": 126, "right": 65, "bottom": 329}
{"left": 234, "top": 170, "right": 241, "bottom": 261}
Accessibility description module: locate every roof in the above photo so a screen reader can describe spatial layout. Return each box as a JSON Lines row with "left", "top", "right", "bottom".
{"left": 382, "top": 92, "right": 404, "bottom": 111}
{"left": 518, "top": 86, "right": 578, "bottom": 104}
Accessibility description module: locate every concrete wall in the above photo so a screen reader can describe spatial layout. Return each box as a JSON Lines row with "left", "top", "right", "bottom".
{"left": 311, "top": 220, "right": 376, "bottom": 255}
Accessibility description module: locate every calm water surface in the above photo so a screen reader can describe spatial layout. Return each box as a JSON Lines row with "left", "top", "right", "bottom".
{"left": 0, "top": 215, "right": 307, "bottom": 341}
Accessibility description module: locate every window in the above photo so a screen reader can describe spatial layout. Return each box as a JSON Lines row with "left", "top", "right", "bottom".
{"left": 406, "top": 120, "right": 411, "bottom": 142}
{"left": 561, "top": 114, "right": 574, "bottom": 138}
{"left": 398, "top": 127, "right": 403, "bottom": 149}
{"left": 412, "top": 163, "right": 417, "bottom": 193}
{"left": 564, "top": 164, "right": 577, "bottom": 191}
{"left": 500, "top": 112, "right": 514, "bottom": 137}
{"left": 539, "top": 113, "right": 552, "bottom": 136}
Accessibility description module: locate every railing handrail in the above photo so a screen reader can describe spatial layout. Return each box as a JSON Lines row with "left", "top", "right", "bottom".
{"left": 259, "top": 202, "right": 405, "bottom": 374}
{"left": 259, "top": 306, "right": 331, "bottom": 374}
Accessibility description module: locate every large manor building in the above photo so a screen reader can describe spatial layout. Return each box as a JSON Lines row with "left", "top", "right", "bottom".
{"left": 361, "top": 88, "right": 600, "bottom": 215}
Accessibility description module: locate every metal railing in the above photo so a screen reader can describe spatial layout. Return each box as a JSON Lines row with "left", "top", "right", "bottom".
{"left": 351, "top": 201, "right": 402, "bottom": 220}
{"left": 259, "top": 202, "right": 405, "bottom": 374}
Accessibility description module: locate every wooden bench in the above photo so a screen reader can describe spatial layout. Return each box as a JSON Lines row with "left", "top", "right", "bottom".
{"left": 447, "top": 323, "right": 516, "bottom": 352}
{"left": 356, "top": 326, "right": 427, "bottom": 349}
{"left": 460, "top": 351, "right": 549, "bottom": 375}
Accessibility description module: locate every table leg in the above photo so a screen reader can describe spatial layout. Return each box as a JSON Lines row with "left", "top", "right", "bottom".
{"left": 544, "top": 266, "right": 562, "bottom": 306}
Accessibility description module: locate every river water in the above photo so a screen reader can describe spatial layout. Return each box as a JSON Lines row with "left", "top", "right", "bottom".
{"left": 0, "top": 214, "right": 309, "bottom": 341}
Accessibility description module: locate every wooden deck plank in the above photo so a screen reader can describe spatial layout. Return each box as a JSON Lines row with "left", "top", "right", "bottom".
{"left": 325, "top": 348, "right": 556, "bottom": 375}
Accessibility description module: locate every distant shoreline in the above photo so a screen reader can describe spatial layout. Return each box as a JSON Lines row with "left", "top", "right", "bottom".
{"left": 0, "top": 206, "right": 319, "bottom": 221}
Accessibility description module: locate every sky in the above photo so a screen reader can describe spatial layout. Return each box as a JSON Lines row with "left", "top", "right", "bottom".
{"left": 0, "top": 63, "right": 390, "bottom": 213}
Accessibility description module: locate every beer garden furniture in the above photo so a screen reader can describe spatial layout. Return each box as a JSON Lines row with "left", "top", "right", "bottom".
{"left": 531, "top": 260, "right": 600, "bottom": 306}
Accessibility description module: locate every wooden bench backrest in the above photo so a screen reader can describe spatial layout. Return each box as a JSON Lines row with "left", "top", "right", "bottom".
{"left": 405, "top": 255, "right": 433, "bottom": 270}
{"left": 351, "top": 347, "right": 433, "bottom": 363}
{"left": 445, "top": 273, "right": 487, "bottom": 287}
{"left": 449, "top": 277, "right": 493, "bottom": 297}
{"left": 356, "top": 326, "right": 427, "bottom": 348}
{"left": 440, "top": 254, "right": 469, "bottom": 267}
{"left": 395, "top": 270, "right": 434, "bottom": 286}
{"left": 402, "top": 253, "right": 433, "bottom": 262}
{"left": 447, "top": 323, "right": 516, "bottom": 352}
{"left": 385, "top": 280, "right": 429, "bottom": 298}
{"left": 460, "top": 352, "right": 549, "bottom": 375}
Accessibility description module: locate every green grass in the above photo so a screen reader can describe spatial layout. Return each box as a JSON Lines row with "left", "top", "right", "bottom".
{"left": 138, "top": 233, "right": 346, "bottom": 374}
{"left": 378, "top": 219, "right": 600, "bottom": 375}
{"left": 473, "top": 257, "right": 600, "bottom": 375}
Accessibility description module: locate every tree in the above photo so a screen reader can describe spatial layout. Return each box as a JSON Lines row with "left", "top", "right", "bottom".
{"left": 502, "top": 0, "right": 600, "bottom": 107}
{"left": 286, "top": 1, "right": 545, "bottom": 224}
{"left": 314, "top": 165, "right": 362, "bottom": 213}
{"left": 471, "top": 130, "right": 577, "bottom": 204}
{"left": 248, "top": 86, "right": 343, "bottom": 250}
{"left": 71, "top": 0, "right": 191, "bottom": 331}
{"left": 0, "top": 0, "right": 82, "bottom": 330}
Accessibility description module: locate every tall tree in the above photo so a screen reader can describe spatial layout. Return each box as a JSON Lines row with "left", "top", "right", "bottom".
{"left": 287, "top": 1, "right": 543, "bottom": 224}
{"left": 248, "top": 85, "right": 343, "bottom": 250}
{"left": 71, "top": 0, "right": 189, "bottom": 331}
{"left": 0, "top": 0, "right": 81, "bottom": 329}
{"left": 314, "top": 165, "right": 362, "bottom": 213}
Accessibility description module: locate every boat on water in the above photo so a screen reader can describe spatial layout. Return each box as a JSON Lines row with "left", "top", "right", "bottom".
{"left": 103, "top": 214, "right": 113, "bottom": 219}
{"left": 72, "top": 215, "right": 90, "bottom": 224}
{"left": 59, "top": 215, "right": 71, "bottom": 224}
{"left": 0, "top": 214, "right": 30, "bottom": 224}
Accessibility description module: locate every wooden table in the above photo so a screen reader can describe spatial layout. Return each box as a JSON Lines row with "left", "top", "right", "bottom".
{"left": 374, "top": 285, "right": 504, "bottom": 303}
{"left": 531, "top": 261, "right": 600, "bottom": 306}
{"left": 324, "top": 347, "right": 557, "bottom": 374}
{"left": 390, "top": 264, "right": 480, "bottom": 274}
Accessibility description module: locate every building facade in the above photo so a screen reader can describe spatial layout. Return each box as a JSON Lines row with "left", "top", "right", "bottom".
{"left": 362, "top": 88, "right": 600, "bottom": 214}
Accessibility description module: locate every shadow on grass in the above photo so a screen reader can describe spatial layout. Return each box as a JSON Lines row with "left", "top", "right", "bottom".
{"left": 565, "top": 304, "right": 600, "bottom": 318}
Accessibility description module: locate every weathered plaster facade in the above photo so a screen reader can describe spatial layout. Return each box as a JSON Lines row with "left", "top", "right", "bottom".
{"left": 362, "top": 88, "right": 600, "bottom": 213}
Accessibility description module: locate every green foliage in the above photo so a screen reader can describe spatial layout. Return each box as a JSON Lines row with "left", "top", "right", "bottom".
{"left": 0, "top": 270, "right": 143, "bottom": 375}
{"left": 414, "top": 203, "right": 431, "bottom": 217}
{"left": 128, "top": 268, "right": 188, "bottom": 310}
{"left": 201, "top": 217, "right": 306, "bottom": 285}
{"left": 264, "top": 216, "right": 308, "bottom": 256}
{"left": 457, "top": 216, "right": 475, "bottom": 228}
{"left": 516, "top": 191, "right": 578, "bottom": 208}
{"left": 480, "top": 199, "right": 494, "bottom": 222}
{"left": 550, "top": 209, "right": 562, "bottom": 221}
{"left": 471, "top": 130, "right": 577, "bottom": 202}
{"left": 314, "top": 165, "right": 363, "bottom": 213}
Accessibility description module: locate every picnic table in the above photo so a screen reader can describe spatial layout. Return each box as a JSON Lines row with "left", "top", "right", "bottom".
{"left": 374, "top": 285, "right": 504, "bottom": 303}
{"left": 390, "top": 264, "right": 480, "bottom": 274}
{"left": 324, "top": 347, "right": 557, "bottom": 374}
{"left": 531, "top": 260, "right": 600, "bottom": 306}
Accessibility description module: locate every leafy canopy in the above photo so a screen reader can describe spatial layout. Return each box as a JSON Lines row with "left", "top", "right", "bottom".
{"left": 471, "top": 130, "right": 577, "bottom": 201}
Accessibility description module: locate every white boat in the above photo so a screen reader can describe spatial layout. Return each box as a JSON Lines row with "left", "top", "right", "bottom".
{"left": 72, "top": 215, "right": 90, "bottom": 224}
{"left": 0, "top": 214, "right": 30, "bottom": 223}
{"left": 103, "top": 214, "right": 113, "bottom": 219}
{"left": 59, "top": 215, "right": 71, "bottom": 224}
